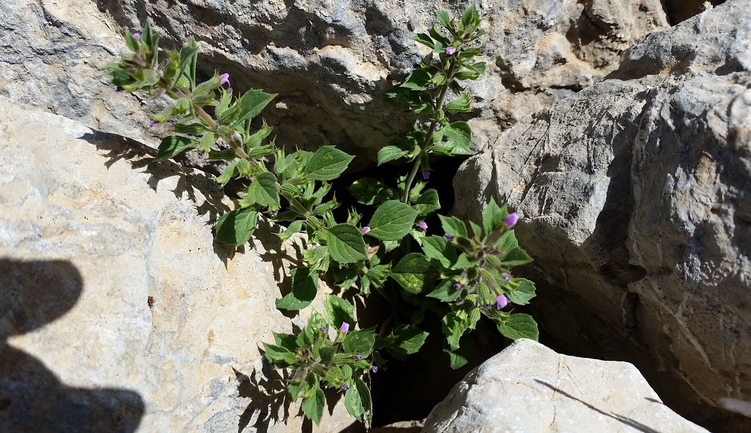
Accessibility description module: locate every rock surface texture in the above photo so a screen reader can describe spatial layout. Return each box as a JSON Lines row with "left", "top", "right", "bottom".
{"left": 2, "top": 0, "right": 668, "bottom": 167}
{"left": 422, "top": 339, "right": 710, "bottom": 433}
{"left": 453, "top": 0, "right": 751, "bottom": 430}
{"left": 0, "top": 97, "right": 353, "bottom": 432}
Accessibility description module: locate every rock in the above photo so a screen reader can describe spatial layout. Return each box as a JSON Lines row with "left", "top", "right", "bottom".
{"left": 0, "top": 97, "right": 354, "bottom": 432}
{"left": 2, "top": 0, "right": 671, "bottom": 169}
{"left": 452, "top": 0, "right": 751, "bottom": 430}
{"left": 422, "top": 339, "right": 710, "bottom": 433}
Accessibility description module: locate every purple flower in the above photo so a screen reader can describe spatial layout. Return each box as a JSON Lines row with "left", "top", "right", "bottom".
{"left": 427, "top": 83, "right": 435, "bottom": 90}
{"left": 132, "top": 32, "right": 141, "bottom": 41}
{"left": 434, "top": 122, "right": 441, "bottom": 129}
{"left": 417, "top": 221, "right": 428, "bottom": 230}
{"left": 422, "top": 170, "right": 430, "bottom": 180}
{"left": 504, "top": 213, "right": 519, "bottom": 229}
{"left": 481, "top": 48, "right": 488, "bottom": 55}
{"left": 485, "top": 305, "right": 492, "bottom": 311}
{"left": 197, "top": 151, "right": 206, "bottom": 159}
{"left": 445, "top": 234, "right": 454, "bottom": 242}
{"left": 320, "top": 326, "right": 327, "bottom": 333}
{"left": 342, "top": 383, "right": 350, "bottom": 391}
{"left": 361, "top": 226, "right": 371, "bottom": 235}
{"left": 445, "top": 46, "right": 456, "bottom": 56}
{"left": 502, "top": 273, "right": 511, "bottom": 281}
{"left": 355, "top": 354, "right": 363, "bottom": 361}
{"left": 219, "top": 73, "right": 230, "bottom": 86}
{"left": 371, "top": 365, "right": 378, "bottom": 373}
{"left": 340, "top": 322, "right": 350, "bottom": 333}
{"left": 496, "top": 294, "right": 509, "bottom": 310}
{"left": 453, "top": 282, "right": 462, "bottom": 291}
{"left": 230, "top": 133, "right": 238, "bottom": 142}
{"left": 149, "top": 120, "right": 157, "bottom": 128}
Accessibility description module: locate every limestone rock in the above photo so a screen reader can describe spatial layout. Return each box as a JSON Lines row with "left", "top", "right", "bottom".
{"left": 422, "top": 339, "right": 710, "bottom": 433}
{"left": 452, "top": 0, "right": 751, "bottom": 429}
{"left": 0, "top": 97, "right": 353, "bottom": 432}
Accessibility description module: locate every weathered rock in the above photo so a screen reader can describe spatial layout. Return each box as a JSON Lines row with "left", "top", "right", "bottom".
{"left": 423, "top": 339, "right": 710, "bottom": 433}
{"left": 0, "top": 97, "right": 355, "bottom": 432}
{"left": 453, "top": 0, "right": 751, "bottom": 430}
{"left": 2, "top": 0, "right": 670, "bottom": 168}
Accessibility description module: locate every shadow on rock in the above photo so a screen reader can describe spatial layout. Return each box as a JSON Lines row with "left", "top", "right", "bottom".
{"left": 0, "top": 258, "right": 144, "bottom": 432}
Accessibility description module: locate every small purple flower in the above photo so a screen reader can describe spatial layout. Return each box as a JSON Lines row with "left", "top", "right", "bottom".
{"left": 417, "top": 221, "right": 428, "bottom": 230}
{"left": 219, "top": 73, "right": 230, "bottom": 86}
{"left": 149, "top": 120, "right": 157, "bottom": 128}
{"left": 427, "top": 83, "right": 435, "bottom": 90}
{"left": 197, "top": 151, "right": 206, "bottom": 159}
{"left": 445, "top": 46, "right": 456, "bottom": 56}
{"left": 270, "top": 210, "right": 278, "bottom": 218}
{"left": 481, "top": 48, "right": 488, "bottom": 55}
{"left": 320, "top": 326, "right": 327, "bottom": 333}
{"left": 361, "top": 226, "right": 371, "bottom": 235}
{"left": 230, "top": 133, "right": 238, "bottom": 142}
{"left": 434, "top": 122, "right": 442, "bottom": 129}
{"left": 422, "top": 170, "right": 430, "bottom": 180}
{"left": 371, "top": 365, "right": 378, "bottom": 373}
{"left": 485, "top": 305, "right": 492, "bottom": 311}
{"left": 132, "top": 32, "right": 141, "bottom": 41}
{"left": 355, "top": 354, "right": 363, "bottom": 361}
{"left": 445, "top": 234, "right": 454, "bottom": 242}
{"left": 502, "top": 273, "right": 511, "bottom": 282}
{"left": 340, "top": 322, "right": 350, "bottom": 333}
{"left": 453, "top": 282, "right": 462, "bottom": 291}
{"left": 504, "top": 213, "right": 519, "bottom": 229}
{"left": 496, "top": 294, "right": 509, "bottom": 310}
{"left": 342, "top": 383, "right": 350, "bottom": 391}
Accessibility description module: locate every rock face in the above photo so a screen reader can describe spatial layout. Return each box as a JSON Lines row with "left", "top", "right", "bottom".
{"left": 453, "top": 0, "right": 751, "bottom": 430}
{"left": 0, "top": 97, "right": 354, "bottom": 432}
{"left": 2, "top": 0, "right": 669, "bottom": 168}
{"left": 422, "top": 339, "right": 710, "bottom": 433}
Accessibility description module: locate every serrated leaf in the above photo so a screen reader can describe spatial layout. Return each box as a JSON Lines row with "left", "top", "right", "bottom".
{"left": 349, "top": 177, "right": 397, "bottom": 205}
{"left": 442, "top": 312, "right": 465, "bottom": 351}
{"left": 273, "top": 331, "right": 299, "bottom": 352}
{"left": 439, "top": 215, "right": 468, "bottom": 238}
{"left": 505, "top": 278, "right": 536, "bottom": 306}
{"left": 326, "top": 224, "right": 367, "bottom": 264}
{"left": 262, "top": 343, "right": 296, "bottom": 365}
{"left": 345, "top": 377, "right": 372, "bottom": 427}
{"left": 376, "top": 324, "right": 428, "bottom": 360}
{"left": 497, "top": 313, "right": 539, "bottom": 340}
{"left": 412, "top": 33, "right": 435, "bottom": 49}
{"left": 277, "top": 220, "right": 304, "bottom": 241}
{"left": 482, "top": 198, "right": 507, "bottom": 236}
{"left": 443, "top": 335, "right": 475, "bottom": 370}
{"left": 400, "top": 69, "right": 431, "bottom": 91}
{"left": 275, "top": 267, "right": 318, "bottom": 310}
{"left": 444, "top": 94, "right": 471, "bottom": 114}
{"left": 214, "top": 207, "right": 258, "bottom": 245}
{"left": 414, "top": 189, "right": 440, "bottom": 216}
{"left": 324, "top": 295, "right": 355, "bottom": 330}
{"left": 368, "top": 200, "right": 418, "bottom": 241}
{"left": 246, "top": 172, "right": 280, "bottom": 208}
{"left": 377, "top": 145, "right": 409, "bottom": 166}
{"left": 218, "top": 89, "right": 276, "bottom": 127}
{"left": 436, "top": 10, "right": 451, "bottom": 28}
{"left": 390, "top": 253, "right": 437, "bottom": 294}
{"left": 179, "top": 37, "right": 198, "bottom": 87}
{"left": 155, "top": 135, "right": 196, "bottom": 161}
{"left": 432, "top": 121, "right": 474, "bottom": 156}
{"left": 501, "top": 247, "right": 533, "bottom": 267}
{"left": 427, "top": 279, "right": 462, "bottom": 302}
{"left": 421, "top": 236, "right": 457, "bottom": 269}
{"left": 304, "top": 146, "right": 354, "bottom": 181}
{"left": 302, "top": 387, "right": 325, "bottom": 425}
{"left": 343, "top": 328, "right": 376, "bottom": 356}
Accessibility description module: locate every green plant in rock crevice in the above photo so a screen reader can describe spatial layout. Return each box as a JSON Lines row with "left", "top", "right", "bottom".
{"left": 104, "top": 4, "right": 538, "bottom": 427}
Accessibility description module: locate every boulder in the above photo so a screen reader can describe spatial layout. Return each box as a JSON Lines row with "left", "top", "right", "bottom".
{"left": 2, "top": 0, "right": 669, "bottom": 168}
{"left": 0, "top": 97, "right": 354, "bottom": 432}
{"left": 423, "top": 339, "right": 710, "bottom": 433}
{"left": 452, "top": 0, "right": 751, "bottom": 430}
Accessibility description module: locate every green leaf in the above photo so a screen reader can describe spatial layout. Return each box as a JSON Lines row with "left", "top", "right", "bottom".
{"left": 501, "top": 247, "right": 533, "bottom": 267}
{"left": 275, "top": 267, "right": 319, "bottom": 310}
{"left": 427, "top": 279, "right": 462, "bottom": 302}
{"left": 390, "top": 253, "right": 437, "bottom": 294}
{"left": 497, "top": 313, "right": 539, "bottom": 341}
{"left": 439, "top": 215, "right": 468, "bottom": 238}
{"left": 326, "top": 224, "right": 367, "bottom": 264}
{"left": 245, "top": 172, "right": 280, "bottom": 209}
{"left": 155, "top": 135, "right": 196, "bottom": 161}
{"left": 179, "top": 37, "right": 199, "bottom": 87}
{"left": 377, "top": 145, "right": 409, "bottom": 166}
{"left": 324, "top": 295, "right": 355, "bottom": 330}
{"left": 217, "top": 89, "right": 276, "bottom": 127}
{"left": 432, "top": 121, "right": 474, "bottom": 156}
{"left": 413, "top": 189, "right": 441, "bottom": 216}
{"left": 376, "top": 324, "right": 428, "bottom": 360}
{"left": 421, "top": 236, "right": 457, "bottom": 269}
{"left": 436, "top": 10, "right": 451, "bottom": 28}
{"left": 345, "top": 377, "right": 372, "bottom": 426}
{"left": 482, "top": 198, "right": 507, "bottom": 236}
{"left": 444, "top": 94, "right": 471, "bottom": 114}
{"left": 348, "top": 177, "right": 397, "bottom": 205}
{"left": 302, "top": 387, "right": 325, "bottom": 425}
{"left": 343, "top": 328, "right": 376, "bottom": 356}
{"left": 262, "top": 343, "right": 296, "bottom": 365}
{"left": 273, "top": 331, "right": 299, "bottom": 352}
{"left": 505, "top": 278, "right": 536, "bottom": 306}
{"left": 461, "top": 4, "right": 480, "bottom": 29}
{"left": 215, "top": 161, "right": 239, "bottom": 185}
{"left": 496, "top": 229, "right": 518, "bottom": 252}
{"left": 303, "top": 145, "right": 354, "bottom": 181}
{"left": 400, "top": 69, "right": 431, "bottom": 91}
{"left": 411, "top": 33, "right": 435, "bottom": 49}
{"left": 368, "top": 200, "right": 418, "bottom": 241}
{"left": 319, "top": 346, "right": 335, "bottom": 366}
{"left": 277, "top": 220, "right": 304, "bottom": 241}
{"left": 214, "top": 207, "right": 258, "bottom": 245}
{"left": 442, "top": 311, "right": 465, "bottom": 351}
{"left": 443, "top": 335, "right": 476, "bottom": 370}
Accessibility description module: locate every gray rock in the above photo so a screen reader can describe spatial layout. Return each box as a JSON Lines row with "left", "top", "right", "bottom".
{"left": 0, "top": 97, "right": 353, "bottom": 432}
{"left": 453, "top": 0, "right": 751, "bottom": 429}
{"left": 422, "top": 339, "right": 710, "bottom": 433}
